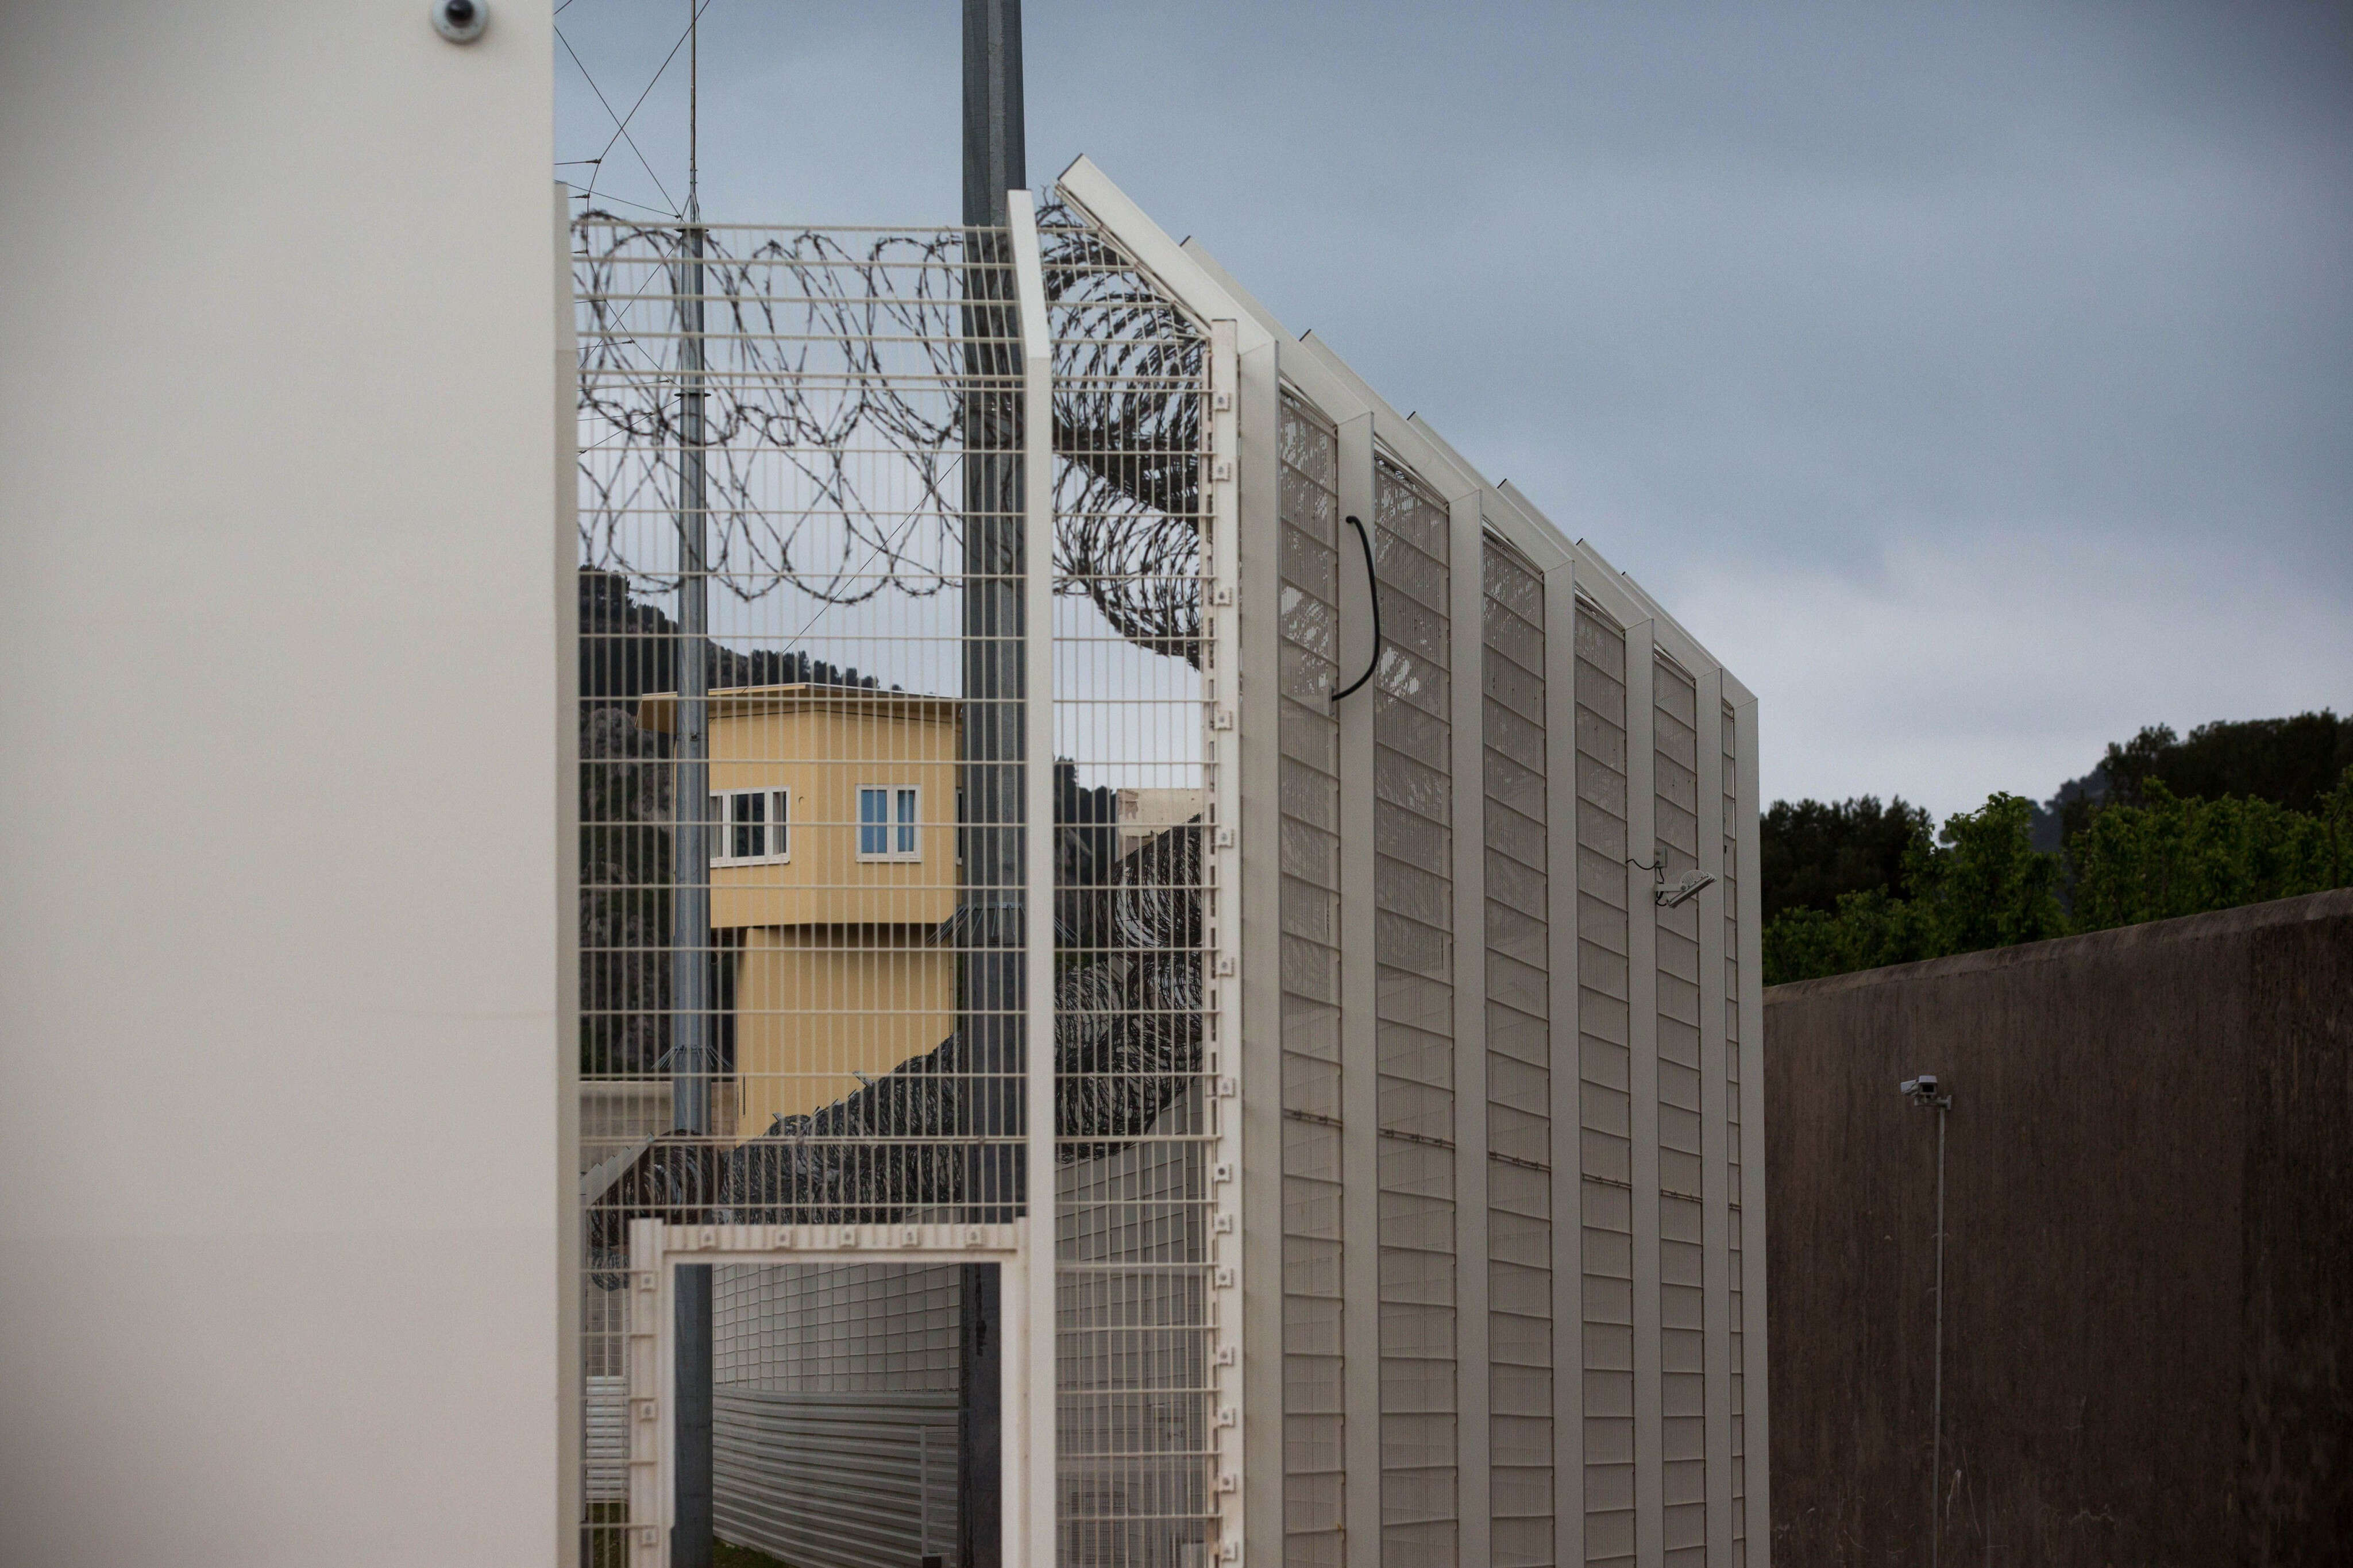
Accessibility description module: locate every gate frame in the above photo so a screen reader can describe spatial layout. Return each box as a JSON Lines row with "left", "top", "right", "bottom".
{"left": 625, "top": 1218, "right": 1034, "bottom": 1567}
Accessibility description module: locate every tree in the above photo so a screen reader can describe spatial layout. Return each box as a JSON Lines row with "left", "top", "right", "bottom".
{"left": 1758, "top": 795, "right": 1932, "bottom": 921}
{"left": 1762, "top": 793, "right": 2061, "bottom": 983}
{"left": 2099, "top": 712, "right": 2353, "bottom": 814}
{"left": 2070, "top": 773, "right": 2353, "bottom": 930}
{"left": 1764, "top": 772, "right": 2353, "bottom": 984}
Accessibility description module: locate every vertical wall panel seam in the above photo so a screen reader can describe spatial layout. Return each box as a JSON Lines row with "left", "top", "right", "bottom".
{"left": 1546, "top": 559, "right": 1586, "bottom": 1568}
{"left": 1237, "top": 338, "right": 1287, "bottom": 1563}
{"left": 1695, "top": 666, "right": 1734, "bottom": 1568}
{"left": 1732, "top": 698, "right": 1770, "bottom": 1566}
{"left": 1336, "top": 410, "right": 1383, "bottom": 1568}
{"left": 1626, "top": 624, "right": 1664, "bottom": 1568}
{"left": 1455, "top": 497, "right": 1492, "bottom": 1567}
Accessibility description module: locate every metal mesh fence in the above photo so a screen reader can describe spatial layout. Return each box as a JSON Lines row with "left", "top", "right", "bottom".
{"left": 1039, "top": 202, "right": 1224, "bottom": 1568}
{"left": 574, "top": 196, "right": 1226, "bottom": 1565}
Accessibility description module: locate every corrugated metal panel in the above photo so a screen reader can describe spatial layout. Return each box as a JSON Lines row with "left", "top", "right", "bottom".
{"left": 708, "top": 1263, "right": 961, "bottom": 1565}
{"left": 1484, "top": 536, "right": 1554, "bottom": 1568}
{"left": 587, "top": 1374, "right": 628, "bottom": 1504}
{"left": 713, "top": 1389, "right": 958, "bottom": 1568}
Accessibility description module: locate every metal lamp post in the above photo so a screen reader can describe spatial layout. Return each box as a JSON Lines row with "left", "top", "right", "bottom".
{"left": 1901, "top": 1073, "right": 1953, "bottom": 1568}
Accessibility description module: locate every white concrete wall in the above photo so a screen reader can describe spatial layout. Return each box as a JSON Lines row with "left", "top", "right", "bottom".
{"left": 0, "top": 3, "right": 569, "bottom": 1564}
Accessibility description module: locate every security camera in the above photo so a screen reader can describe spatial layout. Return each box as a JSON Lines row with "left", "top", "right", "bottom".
{"left": 1900, "top": 1074, "right": 1939, "bottom": 1100}
{"left": 431, "top": 0, "right": 488, "bottom": 43}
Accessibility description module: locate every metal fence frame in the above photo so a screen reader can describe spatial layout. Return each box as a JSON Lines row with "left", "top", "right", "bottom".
{"left": 573, "top": 156, "right": 1766, "bottom": 1568}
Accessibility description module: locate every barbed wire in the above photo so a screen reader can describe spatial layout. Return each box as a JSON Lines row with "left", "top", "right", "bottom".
{"left": 573, "top": 198, "right": 1208, "bottom": 663}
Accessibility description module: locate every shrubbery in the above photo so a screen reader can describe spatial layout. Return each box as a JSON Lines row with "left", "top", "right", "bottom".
{"left": 1762, "top": 770, "right": 2353, "bottom": 984}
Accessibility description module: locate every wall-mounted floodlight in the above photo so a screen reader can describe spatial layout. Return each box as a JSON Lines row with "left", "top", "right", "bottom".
{"left": 1656, "top": 870, "right": 1715, "bottom": 909}
{"left": 1628, "top": 844, "right": 1715, "bottom": 908}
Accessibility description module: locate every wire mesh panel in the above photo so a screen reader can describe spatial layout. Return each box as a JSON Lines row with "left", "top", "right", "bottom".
{"left": 1572, "top": 598, "right": 1635, "bottom": 1567}
{"left": 1372, "top": 455, "right": 1459, "bottom": 1567}
{"left": 1481, "top": 538, "right": 1554, "bottom": 1567}
{"left": 574, "top": 216, "right": 1031, "bottom": 1565}
{"left": 1039, "top": 202, "right": 1225, "bottom": 1567}
{"left": 1650, "top": 656, "right": 1707, "bottom": 1567}
{"left": 1278, "top": 391, "right": 1348, "bottom": 1566}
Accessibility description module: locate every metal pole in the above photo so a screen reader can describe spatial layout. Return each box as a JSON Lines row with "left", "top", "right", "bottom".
{"left": 1930, "top": 1100, "right": 1947, "bottom": 1568}
{"left": 957, "top": 5, "right": 1024, "bottom": 1565}
{"left": 1010, "top": 186, "right": 1057, "bottom": 1568}
{"left": 672, "top": 5, "right": 715, "bottom": 1562}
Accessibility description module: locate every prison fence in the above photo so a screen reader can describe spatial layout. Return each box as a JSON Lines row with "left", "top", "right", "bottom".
{"left": 570, "top": 156, "right": 1769, "bottom": 1568}
{"left": 573, "top": 190, "right": 1236, "bottom": 1567}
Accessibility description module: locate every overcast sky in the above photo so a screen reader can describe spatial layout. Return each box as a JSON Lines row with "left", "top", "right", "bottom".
{"left": 556, "top": 0, "right": 2352, "bottom": 817}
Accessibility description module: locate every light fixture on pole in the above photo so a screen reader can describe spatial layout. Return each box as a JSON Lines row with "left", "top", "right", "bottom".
{"left": 1902, "top": 1072, "right": 1954, "bottom": 1568}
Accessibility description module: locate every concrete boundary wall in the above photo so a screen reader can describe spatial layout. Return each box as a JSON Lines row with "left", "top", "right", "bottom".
{"left": 1765, "top": 889, "right": 2353, "bottom": 1566}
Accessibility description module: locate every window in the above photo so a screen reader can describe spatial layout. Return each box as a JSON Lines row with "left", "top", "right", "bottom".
{"left": 857, "top": 785, "right": 921, "bottom": 861}
{"left": 710, "top": 789, "right": 789, "bottom": 865}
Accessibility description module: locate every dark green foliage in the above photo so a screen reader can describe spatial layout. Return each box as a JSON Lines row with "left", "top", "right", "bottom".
{"left": 2070, "top": 774, "right": 2353, "bottom": 931}
{"left": 2100, "top": 711, "right": 2353, "bottom": 815}
{"left": 1758, "top": 795, "right": 1931, "bottom": 921}
{"left": 1764, "top": 794, "right": 2063, "bottom": 983}
{"left": 1764, "top": 770, "right": 2353, "bottom": 984}
{"left": 1765, "top": 712, "right": 2353, "bottom": 984}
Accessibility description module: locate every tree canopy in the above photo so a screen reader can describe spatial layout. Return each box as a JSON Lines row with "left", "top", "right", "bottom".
{"left": 1762, "top": 710, "right": 2353, "bottom": 984}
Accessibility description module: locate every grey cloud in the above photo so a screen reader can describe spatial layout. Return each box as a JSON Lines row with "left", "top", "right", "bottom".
{"left": 559, "top": 0, "right": 2352, "bottom": 809}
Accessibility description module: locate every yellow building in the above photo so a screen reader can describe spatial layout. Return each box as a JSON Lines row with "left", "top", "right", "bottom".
{"left": 638, "top": 684, "right": 959, "bottom": 1140}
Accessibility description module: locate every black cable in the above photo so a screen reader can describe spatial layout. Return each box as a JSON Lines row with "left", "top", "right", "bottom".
{"left": 1331, "top": 514, "right": 1382, "bottom": 705}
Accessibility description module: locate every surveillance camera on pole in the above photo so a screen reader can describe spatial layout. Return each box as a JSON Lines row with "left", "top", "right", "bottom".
{"left": 1900, "top": 1073, "right": 1946, "bottom": 1106}
{"left": 1902, "top": 1069, "right": 1954, "bottom": 1568}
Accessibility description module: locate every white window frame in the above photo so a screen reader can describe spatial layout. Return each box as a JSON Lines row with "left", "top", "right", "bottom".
{"left": 855, "top": 783, "right": 922, "bottom": 862}
{"left": 709, "top": 787, "right": 790, "bottom": 867}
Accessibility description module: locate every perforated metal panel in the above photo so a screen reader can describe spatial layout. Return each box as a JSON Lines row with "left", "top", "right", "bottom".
{"left": 1721, "top": 701, "right": 1749, "bottom": 1568}
{"left": 1279, "top": 392, "right": 1348, "bottom": 1566}
{"left": 1374, "top": 455, "right": 1458, "bottom": 1567}
{"left": 1572, "top": 598, "right": 1636, "bottom": 1567}
{"left": 1651, "top": 656, "right": 1707, "bottom": 1567}
{"left": 1482, "top": 538, "right": 1553, "bottom": 1567}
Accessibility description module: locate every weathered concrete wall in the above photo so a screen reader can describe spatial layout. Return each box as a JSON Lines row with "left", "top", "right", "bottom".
{"left": 1764, "top": 890, "right": 2352, "bottom": 1567}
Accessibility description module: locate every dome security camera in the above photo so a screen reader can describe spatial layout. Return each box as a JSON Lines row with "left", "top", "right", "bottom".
{"left": 432, "top": 0, "right": 488, "bottom": 43}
